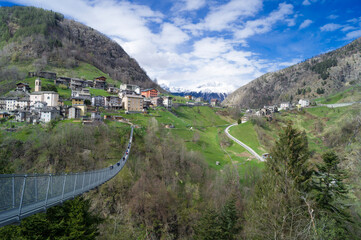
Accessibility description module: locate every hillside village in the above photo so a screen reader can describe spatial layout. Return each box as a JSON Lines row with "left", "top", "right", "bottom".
{"left": 0, "top": 71, "right": 214, "bottom": 124}
{"left": 240, "top": 98, "right": 312, "bottom": 122}
{"left": 0, "top": 70, "right": 320, "bottom": 125}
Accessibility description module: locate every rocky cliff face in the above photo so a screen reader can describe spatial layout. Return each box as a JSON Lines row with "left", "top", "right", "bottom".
{"left": 223, "top": 37, "right": 361, "bottom": 108}
{"left": 0, "top": 6, "right": 158, "bottom": 90}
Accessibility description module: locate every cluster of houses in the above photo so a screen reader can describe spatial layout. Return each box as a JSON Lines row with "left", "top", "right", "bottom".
{"left": 0, "top": 79, "right": 61, "bottom": 123}
{"left": 181, "top": 95, "right": 219, "bottom": 107}
{"left": 0, "top": 71, "right": 175, "bottom": 124}
{"left": 242, "top": 99, "right": 311, "bottom": 121}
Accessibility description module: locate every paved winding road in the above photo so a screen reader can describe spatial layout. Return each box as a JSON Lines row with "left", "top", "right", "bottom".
{"left": 317, "top": 102, "right": 360, "bottom": 108}
{"left": 225, "top": 123, "right": 265, "bottom": 162}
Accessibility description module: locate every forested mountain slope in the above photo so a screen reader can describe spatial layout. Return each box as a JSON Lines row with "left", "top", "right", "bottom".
{"left": 223, "top": 37, "right": 361, "bottom": 108}
{"left": 0, "top": 6, "right": 159, "bottom": 94}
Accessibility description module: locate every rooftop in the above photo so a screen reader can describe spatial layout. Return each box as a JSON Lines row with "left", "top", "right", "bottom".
{"left": 30, "top": 91, "right": 59, "bottom": 95}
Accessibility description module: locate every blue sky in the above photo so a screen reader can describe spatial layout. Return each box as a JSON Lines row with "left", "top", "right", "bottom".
{"left": 1, "top": 0, "right": 361, "bottom": 93}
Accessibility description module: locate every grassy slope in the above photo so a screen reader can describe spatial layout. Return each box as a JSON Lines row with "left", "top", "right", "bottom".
{"left": 315, "top": 85, "right": 361, "bottom": 104}
{"left": 2, "top": 72, "right": 266, "bottom": 172}
{"left": 4, "top": 62, "right": 120, "bottom": 100}
{"left": 1, "top": 61, "right": 119, "bottom": 95}
{"left": 229, "top": 121, "right": 266, "bottom": 155}
{"left": 88, "top": 88, "right": 112, "bottom": 97}
{"left": 257, "top": 104, "right": 360, "bottom": 156}
{"left": 95, "top": 106, "right": 265, "bottom": 170}
{"left": 119, "top": 106, "right": 265, "bottom": 170}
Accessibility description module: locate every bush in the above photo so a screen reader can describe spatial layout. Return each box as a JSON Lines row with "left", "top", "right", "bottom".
{"left": 311, "top": 58, "right": 337, "bottom": 80}
{"left": 250, "top": 116, "right": 267, "bottom": 129}
{"left": 42, "top": 83, "right": 58, "bottom": 92}
{"left": 317, "top": 88, "right": 325, "bottom": 94}
{"left": 58, "top": 84, "right": 68, "bottom": 90}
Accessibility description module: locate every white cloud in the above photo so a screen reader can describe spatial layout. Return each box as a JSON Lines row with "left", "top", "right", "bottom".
{"left": 327, "top": 14, "right": 338, "bottom": 20}
{"left": 320, "top": 23, "right": 343, "bottom": 31}
{"left": 299, "top": 19, "right": 313, "bottom": 29}
{"left": 302, "top": 0, "right": 311, "bottom": 6}
{"left": 341, "top": 26, "right": 356, "bottom": 32}
{"left": 181, "top": 0, "right": 206, "bottom": 11}
{"left": 12, "top": 0, "right": 163, "bottom": 42}
{"left": 302, "top": 0, "right": 318, "bottom": 6}
{"left": 158, "top": 23, "right": 190, "bottom": 51}
{"left": 185, "top": 0, "right": 263, "bottom": 32}
{"left": 235, "top": 3, "right": 294, "bottom": 39}
{"left": 278, "top": 58, "right": 303, "bottom": 67}
{"left": 286, "top": 18, "right": 296, "bottom": 27}
{"left": 303, "top": 0, "right": 318, "bottom": 6}
{"left": 192, "top": 38, "right": 231, "bottom": 59}
{"left": 344, "top": 30, "right": 361, "bottom": 40}
{"left": 347, "top": 17, "right": 361, "bottom": 23}
{"left": 7, "top": 0, "right": 309, "bottom": 93}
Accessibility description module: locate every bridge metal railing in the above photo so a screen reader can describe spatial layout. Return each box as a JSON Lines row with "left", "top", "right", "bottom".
{"left": 0, "top": 126, "right": 134, "bottom": 227}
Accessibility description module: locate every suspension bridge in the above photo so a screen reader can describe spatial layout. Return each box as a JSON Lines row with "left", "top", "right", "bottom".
{"left": 0, "top": 126, "right": 134, "bottom": 227}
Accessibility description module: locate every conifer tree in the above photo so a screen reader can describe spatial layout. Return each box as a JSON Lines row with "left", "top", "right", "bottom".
{"left": 219, "top": 195, "right": 240, "bottom": 240}
{"left": 244, "top": 123, "right": 315, "bottom": 239}
{"left": 313, "top": 151, "right": 348, "bottom": 212}
{"left": 268, "top": 121, "right": 313, "bottom": 193}
{"left": 0, "top": 197, "right": 101, "bottom": 240}
{"left": 194, "top": 208, "right": 223, "bottom": 240}
{"left": 312, "top": 151, "right": 352, "bottom": 237}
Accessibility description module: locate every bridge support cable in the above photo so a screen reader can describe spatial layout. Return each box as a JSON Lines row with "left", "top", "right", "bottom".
{"left": 0, "top": 127, "right": 134, "bottom": 227}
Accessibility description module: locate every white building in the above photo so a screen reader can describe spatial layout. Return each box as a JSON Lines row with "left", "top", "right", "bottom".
{"left": 91, "top": 96, "right": 105, "bottom": 107}
{"left": 163, "top": 96, "right": 173, "bottom": 108}
{"left": 5, "top": 97, "right": 18, "bottom": 111}
{"left": 298, "top": 99, "right": 310, "bottom": 108}
{"left": 104, "top": 96, "right": 122, "bottom": 109}
{"left": 119, "top": 84, "right": 140, "bottom": 95}
{"left": 15, "top": 111, "right": 30, "bottom": 122}
{"left": 31, "top": 101, "right": 47, "bottom": 111}
{"left": 68, "top": 106, "right": 81, "bottom": 119}
{"left": 4, "top": 97, "right": 30, "bottom": 111}
{"left": 30, "top": 91, "right": 59, "bottom": 107}
{"left": 279, "top": 102, "right": 291, "bottom": 110}
{"left": 71, "top": 88, "right": 91, "bottom": 100}
{"left": 16, "top": 98, "right": 30, "bottom": 110}
{"left": 91, "top": 111, "right": 102, "bottom": 121}
{"left": 40, "top": 108, "right": 59, "bottom": 123}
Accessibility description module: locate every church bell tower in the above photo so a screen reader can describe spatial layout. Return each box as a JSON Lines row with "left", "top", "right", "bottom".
{"left": 35, "top": 78, "right": 41, "bottom": 92}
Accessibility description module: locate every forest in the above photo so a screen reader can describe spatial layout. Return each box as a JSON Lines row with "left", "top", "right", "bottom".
{"left": 0, "top": 115, "right": 360, "bottom": 239}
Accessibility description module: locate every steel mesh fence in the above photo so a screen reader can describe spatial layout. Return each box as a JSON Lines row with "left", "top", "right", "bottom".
{"left": 0, "top": 127, "right": 133, "bottom": 227}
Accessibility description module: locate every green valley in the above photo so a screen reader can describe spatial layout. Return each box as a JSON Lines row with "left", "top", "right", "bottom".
{"left": 1, "top": 5, "right": 361, "bottom": 240}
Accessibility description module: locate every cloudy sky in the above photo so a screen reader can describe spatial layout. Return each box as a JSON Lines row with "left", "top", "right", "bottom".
{"left": 1, "top": 0, "right": 361, "bottom": 93}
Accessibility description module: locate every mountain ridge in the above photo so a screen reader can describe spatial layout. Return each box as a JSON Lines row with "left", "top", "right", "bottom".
{"left": 0, "top": 6, "right": 160, "bottom": 93}
{"left": 161, "top": 84, "right": 228, "bottom": 102}
{"left": 223, "top": 37, "right": 361, "bottom": 108}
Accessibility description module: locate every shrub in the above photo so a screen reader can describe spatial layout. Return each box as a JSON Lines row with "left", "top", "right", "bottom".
{"left": 58, "top": 84, "right": 68, "bottom": 90}
{"left": 250, "top": 116, "right": 267, "bottom": 129}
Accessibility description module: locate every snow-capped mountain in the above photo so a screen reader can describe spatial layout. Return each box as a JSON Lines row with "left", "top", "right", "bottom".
{"left": 161, "top": 84, "right": 228, "bottom": 102}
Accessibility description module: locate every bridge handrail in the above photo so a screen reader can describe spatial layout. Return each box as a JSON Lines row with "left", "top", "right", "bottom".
{"left": 0, "top": 126, "right": 134, "bottom": 227}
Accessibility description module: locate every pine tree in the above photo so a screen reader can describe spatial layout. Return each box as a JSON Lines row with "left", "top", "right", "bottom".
{"left": 268, "top": 122, "right": 313, "bottom": 193}
{"left": 194, "top": 208, "right": 223, "bottom": 240}
{"left": 244, "top": 123, "right": 315, "bottom": 239}
{"left": 0, "top": 197, "right": 101, "bottom": 240}
{"left": 312, "top": 151, "right": 352, "bottom": 237}
{"left": 219, "top": 196, "right": 240, "bottom": 240}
